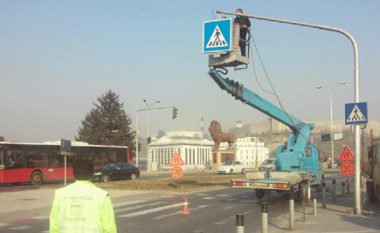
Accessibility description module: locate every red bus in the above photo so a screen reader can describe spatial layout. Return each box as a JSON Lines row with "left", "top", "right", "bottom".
{"left": 0, "top": 141, "right": 130, "bottom": 185}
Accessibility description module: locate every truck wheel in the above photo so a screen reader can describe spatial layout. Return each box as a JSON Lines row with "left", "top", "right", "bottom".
{"left": 255, "top": 189, "right": 266, "bottom": 199}
{"left": 31, "top": 171, "right": 43, "bottom": 185}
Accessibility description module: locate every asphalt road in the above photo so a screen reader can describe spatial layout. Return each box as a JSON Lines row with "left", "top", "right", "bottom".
{"left": 0, "top": 186, "right": 297, "bottom": 233}
{"left": 0, "top": 170, "right": 344, "bottom": 233}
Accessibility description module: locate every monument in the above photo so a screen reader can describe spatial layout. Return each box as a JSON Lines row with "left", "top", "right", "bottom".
{"left": 208, "top": 120, "right": 236, "bottom": 169}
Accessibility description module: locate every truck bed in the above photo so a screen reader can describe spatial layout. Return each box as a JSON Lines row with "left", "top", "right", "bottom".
{"left": 231, "top": 171, "right": 313, "bottom": 191}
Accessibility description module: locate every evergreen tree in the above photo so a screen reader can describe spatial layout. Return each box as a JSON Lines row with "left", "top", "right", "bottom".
{"left": 77, "top": 90, "right": 135, "bottom": 157}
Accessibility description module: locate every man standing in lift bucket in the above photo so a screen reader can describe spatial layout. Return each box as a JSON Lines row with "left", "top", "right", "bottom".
{"left": 50, "top": 159, "right": 117, "bottom": 233}
{"left": 234, "top": 8, "right": 251, "bottom": 57}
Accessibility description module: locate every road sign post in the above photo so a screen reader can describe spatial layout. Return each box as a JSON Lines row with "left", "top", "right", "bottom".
{"left": 60, "top": 139, "right": 71, "bottom": 186}
{"left": 339, "top": 145, "right": 355, "bottom": 177}
{"left": 170, "top": 153, "right": 185, "bottom": 188}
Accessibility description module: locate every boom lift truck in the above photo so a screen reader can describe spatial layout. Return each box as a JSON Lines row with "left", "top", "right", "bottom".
{"left": 206, "top": 19, "right": 324, "bottom": 199}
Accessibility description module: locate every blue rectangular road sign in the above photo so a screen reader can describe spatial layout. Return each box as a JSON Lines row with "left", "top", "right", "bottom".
{"left": 345, "top": 102, "right": 368, "bottom": 125}
{"left": 203, "top": 18, "right": 232, "bottom": 54}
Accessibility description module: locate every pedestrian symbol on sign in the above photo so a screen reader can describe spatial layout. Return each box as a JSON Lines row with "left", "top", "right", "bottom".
{"left": 206, "top": 26, "right": 228, "bottom": 48}
{"left": 345, "top": 102, "right": 368, "bottom": 125}
{"left": 346, "top": 105, "right": 366, "bottom": 123}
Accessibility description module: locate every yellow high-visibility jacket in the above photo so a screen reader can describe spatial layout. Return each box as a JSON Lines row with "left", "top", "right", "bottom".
{"left": 50, "top": 181, "right": 117, "bottom": 233}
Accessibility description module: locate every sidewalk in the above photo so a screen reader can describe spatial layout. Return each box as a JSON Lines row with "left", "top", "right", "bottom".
{"left": 268, "top": 192, "right": 380, "bottom": 233}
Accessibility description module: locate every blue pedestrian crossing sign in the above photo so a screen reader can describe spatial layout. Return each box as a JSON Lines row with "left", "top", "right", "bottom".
{"left": 345, "top": 102, "right": 368, "bottom": 125}
{"left": 203, "top": 18, "right": 232, "bottom": 54}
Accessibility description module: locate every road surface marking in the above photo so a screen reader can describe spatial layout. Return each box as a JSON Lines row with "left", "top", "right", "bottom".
{"left": 119, "top": 203, "right": 183, "bottom": 218}
{"left": 113, "top": 199, "right": 148, "bottom": 208}
{"left": 0, "top": 223, "right": 8, "bottom": 227}
{"left": 216, "top": 194, "right": 230, "bottom": 197}
{"left": 115, "top": 201, "right": 166, "bottom": 213}
{"left": 10, "top": 225, "right": 32, "bottom": 230}
{"left": 154, "top": 205, "right": 209, "bottom": 220}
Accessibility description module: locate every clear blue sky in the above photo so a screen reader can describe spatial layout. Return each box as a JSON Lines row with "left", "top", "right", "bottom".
{"left": 1, "top": 0, "right": 379, "bottom": 142}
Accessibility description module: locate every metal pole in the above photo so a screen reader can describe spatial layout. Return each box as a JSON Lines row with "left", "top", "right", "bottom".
{"left": 136, "top": 105, "right": 176, "bottom": 172}
{"left": 216, "top": 9, "right": 361, "bottom": 214}
{"left": 135, "top": 112, "right": 139, "bottom": 167}
{"left": 332, "top": 179, "right": 337, "bottom": 202}
{"left": 342, "top": 181, "right": 346, "bottom": 195}
{"left": 289, "top": 191, "right": 295, "bottom": 231}
{"left": 64, "top": 155, "right": 67, "bottom": 186}
{"left": 236, "top": 214, "right": 244, "bottom": 233}
{"left": 302, "top": 186, "right": 306, "bottom": 222}
{"left": 330, "top": 91, "right": 335, "bottom": 168}
{"left": 313, "top": 194, "right": 317, "bottom": 216}
{"left": 261, "top": 204, "right": 268, "bottom": 233}
{"left": 322, "top": 183, "right": 326, "bottom": 209}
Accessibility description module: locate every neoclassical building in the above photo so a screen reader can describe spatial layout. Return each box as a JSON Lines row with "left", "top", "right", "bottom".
{"left": 147, "top": 131, "right": 214, "bottom": 172}
{"left": 234, "top": 137, "right": 270, "bottom": 168}
{"left": 147, "top": 131, "right": 270, "bottom": 172}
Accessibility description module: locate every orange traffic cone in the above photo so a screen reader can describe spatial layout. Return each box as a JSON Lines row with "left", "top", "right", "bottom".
{"left": 182, "top": 197, "right": 190, "bottom": 216}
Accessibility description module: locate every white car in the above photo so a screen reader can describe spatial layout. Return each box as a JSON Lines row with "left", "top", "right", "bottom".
{"left": 218, "top": 160, "right": 245, "bottom": 174}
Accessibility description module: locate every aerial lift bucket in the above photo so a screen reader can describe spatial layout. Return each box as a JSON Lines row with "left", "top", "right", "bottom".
{"left": 208, "top": 23, "right": 249, "bottom": 70}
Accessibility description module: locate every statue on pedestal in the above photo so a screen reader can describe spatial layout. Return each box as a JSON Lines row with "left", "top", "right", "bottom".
{"left": 208, "top": 120, "right": 235, "bottom": 150}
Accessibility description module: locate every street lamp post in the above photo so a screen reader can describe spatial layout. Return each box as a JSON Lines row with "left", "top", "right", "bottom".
{"left": 135, "top": 105, "right": 178, "bottom": 170}
{"left": 135, "top": 100, "right": 160, "bottom": 168}
{"left": 143, "top": 99, "right": 161, "bottom": 140}
{"left": 316, "top": 82, "right": 346, "bottom": 169}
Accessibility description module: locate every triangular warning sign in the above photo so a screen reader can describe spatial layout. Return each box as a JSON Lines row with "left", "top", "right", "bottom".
{"left": 170, "top": 153, "right": 185, "bottom": 166}
{"left": 346, "top": 105, "right": 367, "bottom": 123}
{"left": 338, "top": 145, "right": 355, "bottom": 162}
{"left": 206, "top": 25, "right": 228, "bottom": 48}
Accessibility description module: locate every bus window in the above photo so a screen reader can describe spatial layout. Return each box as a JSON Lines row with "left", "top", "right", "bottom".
{"left": 6, "top": 150, "right": 25, "bottom": 169}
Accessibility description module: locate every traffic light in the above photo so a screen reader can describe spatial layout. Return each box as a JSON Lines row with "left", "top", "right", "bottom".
{"left": 172, "top": 107, "right": 178, "bottom": 119}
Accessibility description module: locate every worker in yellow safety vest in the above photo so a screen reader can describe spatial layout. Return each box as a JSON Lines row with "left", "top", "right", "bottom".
{"left": 50, "top": 159, "right": 117, "bottom": 233}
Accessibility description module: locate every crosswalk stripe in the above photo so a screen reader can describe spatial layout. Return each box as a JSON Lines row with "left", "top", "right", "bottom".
{"left": 113, "top": 199, "right": 148, "bottom": 208}
{"left": 216, "top": 194, "right": 230, "bottom": 197}
{"left": 10, "top": 225, "right": 32, "bottom": 230}
{"left": 115, "top": 201, "right": 166, "bottom": 213}
{"left": 154, "top": 204, "right": 209, "bottom": 220}
{"left": 118, "top": 203, "right": 183, "bottom": 218}
{"left": 0, "top": 223, "right": 8, "bottom": 227}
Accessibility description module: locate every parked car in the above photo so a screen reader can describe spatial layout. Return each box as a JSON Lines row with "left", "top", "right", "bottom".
{"left": 93, "top": 162, "right": 140, "bottom": 182}
{"left": 218, "top": 160, "right": 245, "bottom": 174}
{"left": 258, "top": 158, "right": 277, "bottom": 171}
